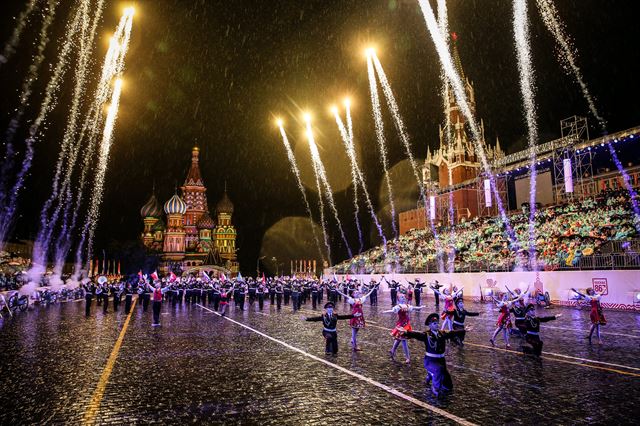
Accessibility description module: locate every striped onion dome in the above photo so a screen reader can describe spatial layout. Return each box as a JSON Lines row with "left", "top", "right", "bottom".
{"left": 140, "top": 194, "right": 162, "bottom": 218}
{"left": 164, "top": 194, "right": 187, "bottom": 215}
{"left": 196, "top": 212, "right": 215, "bottom": 229}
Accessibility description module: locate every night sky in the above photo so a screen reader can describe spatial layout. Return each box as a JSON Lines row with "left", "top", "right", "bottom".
{"left": 1, "top": 0, "right": 639, "bottom": 275}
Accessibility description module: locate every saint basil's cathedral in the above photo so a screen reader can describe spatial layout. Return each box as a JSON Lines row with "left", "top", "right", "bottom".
{"left": 139, "top": 147, "right": 238, "bottom": 275}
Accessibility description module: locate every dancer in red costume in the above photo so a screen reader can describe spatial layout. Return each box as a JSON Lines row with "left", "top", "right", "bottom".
{"left": 383, "top": 294, "right": 424, "bottom": 363}
{"left": 430, "top": 285, "right": 463, "bottom": 331}
{"left": 572, "top": 287, "right": 606, "bottom": 344}
{"left": 490, "top": 292, "right": 525, "bottom": 348}
{"left": 336, "top": 287, "right": 375, "bottom": 351}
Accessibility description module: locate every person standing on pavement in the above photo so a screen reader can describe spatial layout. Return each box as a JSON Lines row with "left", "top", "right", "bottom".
{"left": 152, "top": 283, "right": 167, "bottom": 326}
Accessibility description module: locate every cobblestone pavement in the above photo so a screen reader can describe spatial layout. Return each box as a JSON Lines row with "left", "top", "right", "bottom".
{"left": 1, "top": 293, "right": 639, "bottom": 425}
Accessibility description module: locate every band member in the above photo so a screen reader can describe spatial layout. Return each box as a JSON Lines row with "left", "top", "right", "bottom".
{"left": 521, "top": 304, "right": 561, "bottom": 356}
{"left": 83, "top": 281, "right": 94, "bottom": 316}
{"left": 124, "top": 283, "right": 133, "bottom": 314}
{"left": 257, "top": 281, "right": 266, "bottom": 310}
{"left": 303, "top": 302, "right": 353, "bottom": 355}
{"left": 403, "top": 313, "right": 466, "bottom": 397}
{"left": 211, "top": 283, "right": 221, "bottom": 311}
{"left": 275, "top": 281, "right": 283, "bottom": 310}
{"left": 572, "top": 288, "right": 606, "bottom": 344}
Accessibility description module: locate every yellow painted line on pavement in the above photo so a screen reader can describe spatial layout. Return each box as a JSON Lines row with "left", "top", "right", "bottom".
{"left": 83, "top": 299, "right": 137, "bottom": 425}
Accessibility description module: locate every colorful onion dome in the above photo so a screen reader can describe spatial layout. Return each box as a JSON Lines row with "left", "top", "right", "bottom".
{"left": 196, "top": 212, "right": 215, "bottom": 229}
{"left": 140, "top": 194, "right": 162, "bottom": 218}
{"left": 216, "top": 190, "right": 234, "bottom": 214}
{"left": 164, "top": 194, "right": 187, "bottom": 215}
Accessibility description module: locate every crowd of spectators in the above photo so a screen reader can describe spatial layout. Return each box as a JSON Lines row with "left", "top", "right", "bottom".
{"left": 333, "top": 189, "right": 639, "bottom": 274}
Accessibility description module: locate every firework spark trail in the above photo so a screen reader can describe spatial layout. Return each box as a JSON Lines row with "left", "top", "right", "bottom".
{"left": 53, "top": 0, "right": 107, "bottom": 274}
{"left": 535, "top": 0, "right": 605, "bottom": 131}
{"left": 367, "top": 55, "right": 397, "bottom": 238}
{"left": 436, "top": 0, "right": 456, "bottom": 274}
{"left": 277, "top": 124, "right": 327, "bottom": 263}
{"left": 514, "top": 0, "right": 539, "bottom": 270}
{"left": 0, "top": 1, "right": 83, "bottom": 252}
{"left": 0, "top": 0, "right": 58, "bottom": 210}
{"left": 77, "top": 9, "right": 134, "bottom": 267}
{"left": 308, "top": 148, "right": 332, "bottom": 265}
{"left": 35, "top": 0, "right": 108, "bottom": 274}
{"left": 83, "top": 78, "right": 123, "bottom": 265}
{"left": 305, "top": 120, "right": 353, "bottom": 259}
{"left": 37, "top": 0, "right": 97, "bottom": 252}
{"left": 536, "top": 0, "right": 640, "bottom": 234}
{"left": 417, "top": 0, "right": 519, "bottom": 251}
{"left": 0, "top": 0, "right": 39, "bottom": 67}
{"left": 339, "top": 105, "right": 363, "bottom": 252}
{"left": 371, "top": 53, "right": 444, "bottom": 272}
{"left": 39, "top": 0, "right": 107, "bottom": 261}
{"left": 334, "top": 110, "right": 387, "bottom": 249}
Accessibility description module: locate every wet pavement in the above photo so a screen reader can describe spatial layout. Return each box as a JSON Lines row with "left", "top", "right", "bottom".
{"left": 1, "top": 293, "right": 639, "bottom": 425}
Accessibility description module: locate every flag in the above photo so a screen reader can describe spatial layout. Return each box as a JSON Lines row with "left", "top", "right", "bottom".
{"left": 237, "top": 272, "right": 243, "bottom": 281}
{"left": 201, "top": 270, "right": 211, "bottom": 282}
{"left": 262, "top": 273, "right": 266, "bottom": 284}
{"left": 151, "top": 270, "right": 159, "bottom": 281}
{"left": 169, "top": 271, "right": 177, "bottom": 282}
{"left": 137, "top": 270, "right": 143, "bottom": 280}
{"left": 220, "top": 272, "right": 227, "bottom": 281}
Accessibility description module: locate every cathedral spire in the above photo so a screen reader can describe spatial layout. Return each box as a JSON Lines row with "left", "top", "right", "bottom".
{"left": 451, "top": 32, "right": 466, "bottom": 82}
{"left": 184, "top": 146, "right": 204, "bottom": 187}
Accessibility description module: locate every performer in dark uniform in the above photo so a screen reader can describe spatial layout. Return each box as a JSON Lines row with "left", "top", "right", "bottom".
{"left": 451, "top": 299, "right": 479, "bottom": 346}
{"left": 212, "top": 284, "right": 221, "bottom": 311}
{"left": 311, "top": 281, "right": 319, "bottom": 309}
{"left": 368, "top": 280, "right": 378, "bottom": 306}
{"left": 522, "top": 304, "right": 561, "bottom": 356}
{"left": 112, "top": 284, "right": 121, "bottom": 312}
{"left": 248, "top": 281, "right": 257, "bottom": 305}
{"left": 102, "top": 284, "right": 110, "bottom": 313}
{"left": 84, "top": 281, "right": 94, "bottom": 316}
{"left": 291, "top": 282, "right": 301, "bottom": 312}
{"left": 413, "top": 279, "right": 424, "bottom": 306}
{"left": 431, "top": 280, "right": 443, "bottom": 307}
{"left": 304, "top": 302, "right": 354, "bottom": 354}
{"left": 283, "top": 282, "right": 291, "bottom": 305}
{"left": 275, "top": 282, "right": 283, "bottom": 310}
{"left": 269, "top": 281, "right": 276, "bottom": 305}
{"left": 257, "top": 282, "right": 266, "bottom": 310}
{"left": 403, "top": 313, "right": 465, "bottom": 397}
{"left": 124, "top": 283, "right": 133, "bottom": 314}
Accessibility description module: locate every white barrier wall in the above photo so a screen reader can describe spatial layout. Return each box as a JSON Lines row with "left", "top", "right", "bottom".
{"left": 334, "top": 270, "right": 640, "bottom": 311}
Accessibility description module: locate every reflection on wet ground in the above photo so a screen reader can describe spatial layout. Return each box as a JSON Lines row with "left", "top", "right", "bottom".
{"left": 1, "top": 293, "right": 638, "bottom": 424}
